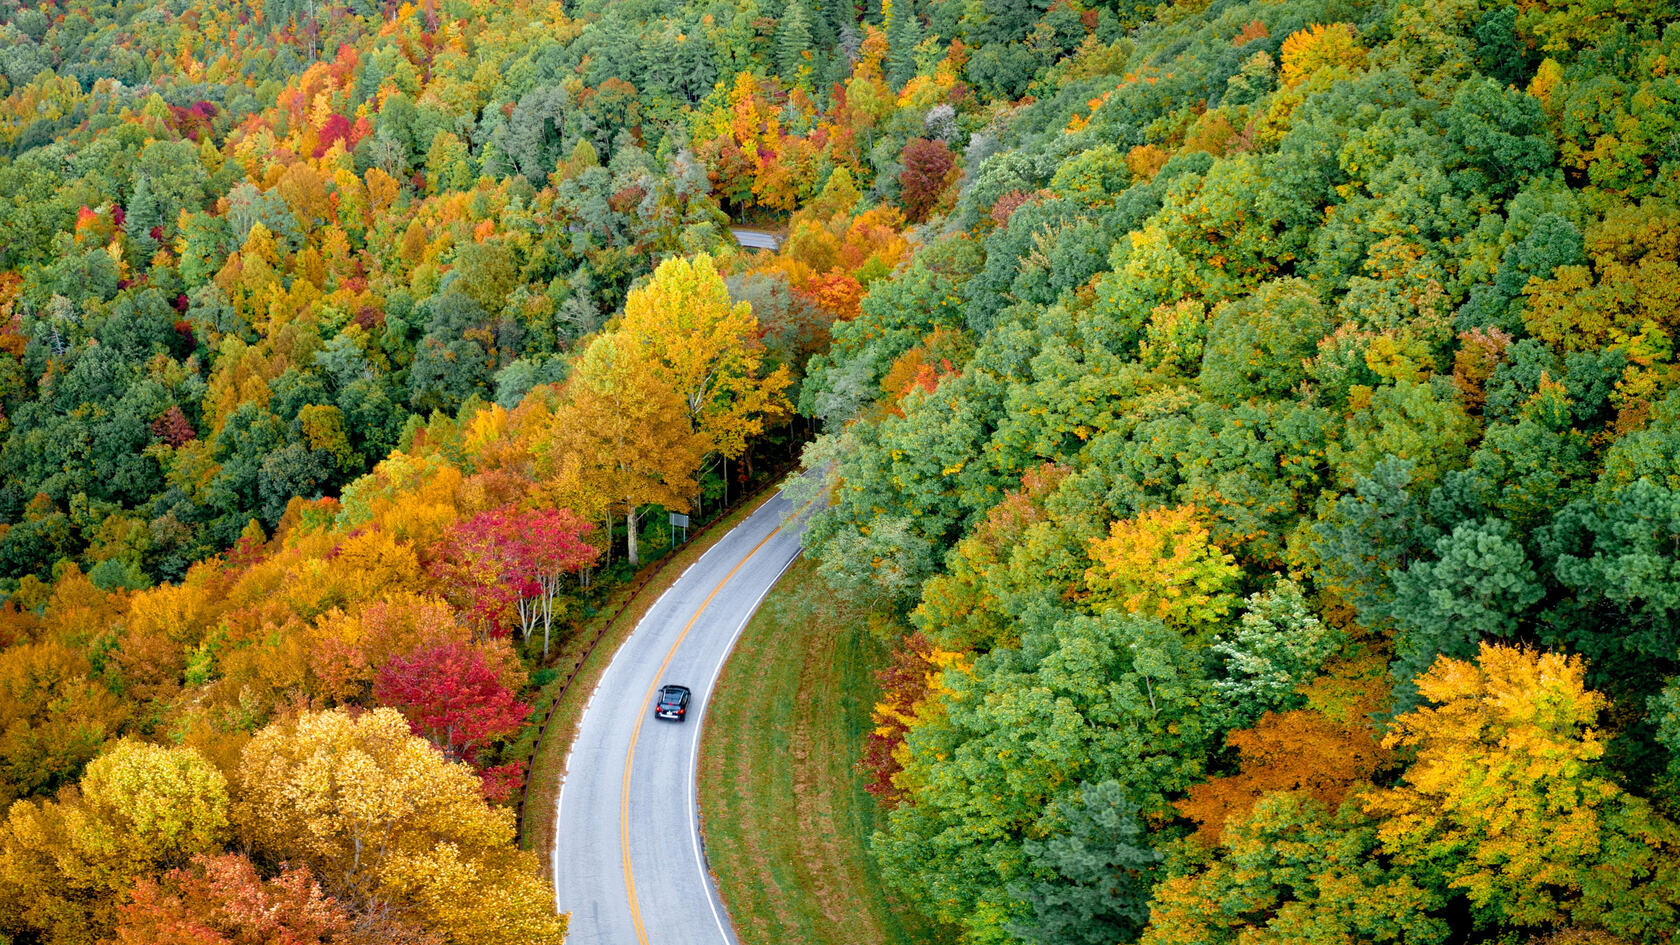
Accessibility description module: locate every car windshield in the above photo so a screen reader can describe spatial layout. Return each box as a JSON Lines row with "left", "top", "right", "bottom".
{"left": 661, "top": 689, "right": 684, "bottom": 702}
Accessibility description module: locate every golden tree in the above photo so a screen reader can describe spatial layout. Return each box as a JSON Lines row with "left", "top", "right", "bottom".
{"left": 618, "top": 253, "right": 791, "bottom": 462}
{"left": 1084, "top": 505, "right": 1242, "bottom": 636}
{"left": 1366, "top": 645, "right": 1680, "bottom": 936}
{"left": 233, "top": 707, "right": 564, "bottom": 944}
{"left": 0, "top": 741, "right": 229, "bottom": 945}
{"left": 1279, "top": 23, "right": 1367, "bottom": 88}
{"left": 546, "top": 331, "right": 706, "bottom": 565}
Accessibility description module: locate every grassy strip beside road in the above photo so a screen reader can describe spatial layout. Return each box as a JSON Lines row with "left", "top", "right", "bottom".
{"left": 512, "top": 482, "right": 784, "bottom": 857}
{"left": 698, "top": 557, "right": 949, "bottom": 945}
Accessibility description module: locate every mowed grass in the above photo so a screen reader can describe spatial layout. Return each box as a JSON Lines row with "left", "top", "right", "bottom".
{"left": 698, "top": 557, "right": 951, "bottom": 945}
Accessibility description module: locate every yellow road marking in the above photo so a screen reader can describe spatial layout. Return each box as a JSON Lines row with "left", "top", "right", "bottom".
{"left": 619, "top": 520, "right": 787, "bottom": 945}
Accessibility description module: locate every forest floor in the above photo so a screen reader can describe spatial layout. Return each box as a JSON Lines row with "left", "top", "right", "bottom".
{"left": 697, "top": 557, "right": 951, "bottom": 945}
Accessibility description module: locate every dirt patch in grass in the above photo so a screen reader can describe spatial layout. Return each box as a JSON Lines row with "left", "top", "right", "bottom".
{"left": 698, "top": 557, "right": 951, "bottom": 945}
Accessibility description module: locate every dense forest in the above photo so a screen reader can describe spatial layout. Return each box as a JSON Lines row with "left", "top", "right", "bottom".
{"left": 794, "top": 0, "right": 1680, "bottom": 943}
{"left": 1, "top": 0, "right": 1679, "bottom": 941}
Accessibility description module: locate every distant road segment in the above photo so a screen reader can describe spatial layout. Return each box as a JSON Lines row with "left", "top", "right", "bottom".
{"left": 730, "top": 227, "right": 782, "bottom": 251}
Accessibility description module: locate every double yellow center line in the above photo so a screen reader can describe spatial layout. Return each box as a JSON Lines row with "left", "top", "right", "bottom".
{"left": 617, "top": 520, "right": 788, "bottom": 944}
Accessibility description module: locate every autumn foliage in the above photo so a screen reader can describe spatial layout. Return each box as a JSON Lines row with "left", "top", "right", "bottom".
{"left": 1176, "top": 708, "right": 1390, "bottom": 843}
{"left": 898, "top": 138, "right": 957, "bottom": 223}
{"left": 112, "top": 854, "right": 351, "bottom": 945}
{"left": 431, "top": 507, "right": 598, "bottom": 648}
{"left": 5, "top": 0, "right": 1680, "bottom": 941}
{"left": 1084, "top": 506, "right": 1242, "bottom": 635}
{"left": 1365, "top": 646, "right": 1680, "bottom": 935}
{"left": 860, "top": 632, "right": 965, "bottom": 806}
{"left": 373, "top": 640, "right": 531, "bottom": 765}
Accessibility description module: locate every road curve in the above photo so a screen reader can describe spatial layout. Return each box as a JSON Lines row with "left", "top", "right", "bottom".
{"left": 553, "top": 480, "right": 812, "bottom": 944}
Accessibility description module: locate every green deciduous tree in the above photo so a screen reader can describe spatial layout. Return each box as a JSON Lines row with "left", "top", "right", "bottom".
{"left": 877, "top": 612, "right": 1219, "bottom": 942}
{"left": 1656, "top": 677, "right": 1680, "bottom": 805}
{"left": 1201, "top": 278, "right": 1332, "bottom": 403}
{"left": 1330, "top": 379, "right": 1477, "bottom": 491}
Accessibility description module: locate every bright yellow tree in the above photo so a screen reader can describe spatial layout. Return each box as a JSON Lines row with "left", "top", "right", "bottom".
{"left": 1279, "top": 23, "right": 1367, "bottom": 88}
{"left": 381, "top": 841, "right": 567, "bottom": 945}
{"left": 618, "top": 253, "right": 791, "bottom": 461}
{"left": 1084, "top": 505, "right": 1242, "bottom": 636}
{"left": 545, "top": 331, "right": 706, "bottom": 565}
{"left": 1366, "top": 645, "right": 1680, "bottom": 937}
{"left": 0, "top": 741, "right": 229, "bottom": 945}
{"left": 233, "top": 707, "right": 509, "bottom": 893}
{"left": 233, "top": 707, "right": 564, "bottom": 944}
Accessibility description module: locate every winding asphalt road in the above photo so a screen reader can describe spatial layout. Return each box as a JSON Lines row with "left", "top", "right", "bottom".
{"left": 552, "top": 479, "right": 813, "bottom": 944}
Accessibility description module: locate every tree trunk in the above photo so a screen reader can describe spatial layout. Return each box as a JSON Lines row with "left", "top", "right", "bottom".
{"left": 539, "top": 576, "right": 556, "bottom": 660}
{"left": 626, "top": 504, "right": 640, "bottom": 567}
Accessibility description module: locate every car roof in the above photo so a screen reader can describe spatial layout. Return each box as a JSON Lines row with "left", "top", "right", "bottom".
{"left": 660, "top": 684, "right": 690, "bottom": 696}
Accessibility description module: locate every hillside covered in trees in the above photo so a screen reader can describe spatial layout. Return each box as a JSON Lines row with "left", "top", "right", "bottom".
{"left": 792, "top": 0, "right": 1680, "bottom": 943}
{"left": 1, "top": 0, "right": 1679, "bottom": 941}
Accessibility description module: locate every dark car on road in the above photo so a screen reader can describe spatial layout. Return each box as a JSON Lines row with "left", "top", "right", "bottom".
{"left": 654, "top": 684, "right": 691, "bottom": 721}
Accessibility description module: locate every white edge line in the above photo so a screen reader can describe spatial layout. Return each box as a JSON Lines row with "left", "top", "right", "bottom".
{"left": 687, "top": 538, "right": 803, "bottom": 945}
{"left": 551, "top": 484, "right": 795, "bottom": 911}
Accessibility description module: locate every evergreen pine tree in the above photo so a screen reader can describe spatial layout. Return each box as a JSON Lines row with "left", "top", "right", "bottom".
{"left": 778, "top": 0, "right": 813, "bottom": 86}
{"left": 1008, "top": 781, "right": 1160, "bottom": 945}
{"left": 885, "top": 0, "right": 920, "bottom": 89}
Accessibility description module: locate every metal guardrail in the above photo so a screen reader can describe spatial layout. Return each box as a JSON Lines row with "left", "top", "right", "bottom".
{"left": 512, "top": 460, "right": 800, "bottom": 842}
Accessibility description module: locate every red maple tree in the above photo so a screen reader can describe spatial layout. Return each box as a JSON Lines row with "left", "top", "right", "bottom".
{"left": 430, "top": 515, "right": 520, "bottom": 638}
{"left": 506, "top": 508, "right": 599, "bottom": 657}
{"left": 150, "top": 405, "right": 196, "bottom": 447}
{"left": 431, "top": 507, "right": 599, "bottom": 653}
{"left": 898, "top": 138, "right": 957, "bottom": 223}
{"left": 373, "top": 640, "right": 530, "bottom": 764}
